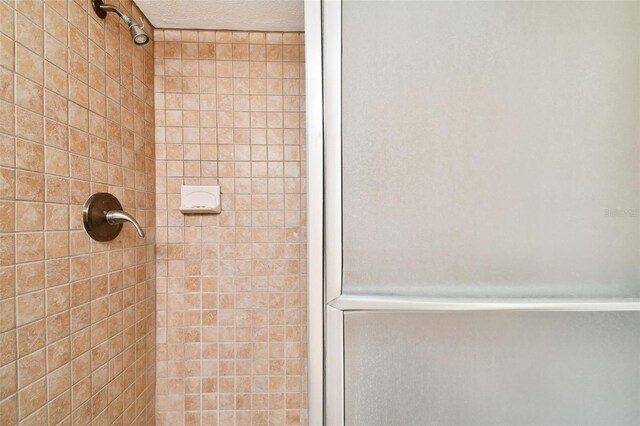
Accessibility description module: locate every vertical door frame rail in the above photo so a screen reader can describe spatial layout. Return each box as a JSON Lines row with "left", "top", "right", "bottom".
{"left": 306, "top": 0, "right": 345, "bottom": 424}
{"left": 305, "top": 0, "right": 327, "bottom": 423}
{"left": 305, "top": 0, "right": 640, "bottom": 424}
{"left": 322, "top": 0, "right": 345, "bottom": 425}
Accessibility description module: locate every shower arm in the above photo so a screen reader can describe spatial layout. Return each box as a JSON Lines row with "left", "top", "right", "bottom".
{"left": 92, "top": 0, "right": 144, "bottom": 28}
{"left": 96, "top": 3, "right": 125, "bottom": 19}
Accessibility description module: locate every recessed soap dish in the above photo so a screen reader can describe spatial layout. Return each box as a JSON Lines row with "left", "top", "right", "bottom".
{"left": 180, "top": 185, "right": 221, "bottom": 214}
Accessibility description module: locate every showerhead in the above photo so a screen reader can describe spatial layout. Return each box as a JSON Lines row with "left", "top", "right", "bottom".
{"left": 124, "top": 15, "right": 150, "bottom": 46}
{"left": 130, "top": 24, "right": 149, "bottom": 45}
{"left": 92, "top": 0, "right": 150, "bottom": 46}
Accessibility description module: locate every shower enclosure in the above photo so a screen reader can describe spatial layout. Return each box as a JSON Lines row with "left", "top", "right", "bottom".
{"left": 306, "top": 1, "right": 640, "bottom": 424}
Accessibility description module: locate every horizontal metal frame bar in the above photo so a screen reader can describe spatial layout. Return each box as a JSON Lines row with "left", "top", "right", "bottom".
{"left": 329, "top": 295, "right": 640, "bottom": 312}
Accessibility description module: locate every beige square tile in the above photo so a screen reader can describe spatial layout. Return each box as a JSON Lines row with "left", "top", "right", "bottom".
{"left": 0, "top": 298, "right": 14, "bottom": 333}
{"left": 0, "top": 234, "right": 15, "bottom": 266}
{"left": 45, "top": 231, "right": 68, "bottom": 259}
{"left": 45, "top": 203, "right": 68, "bottom": 230}
{"left": 17, "top": 319, "right": 45, "bottom": 357}
{"left": 44, "top": 89, "right": 68, "bottom": 123}
{"left": 45, "top": 283, "right": 69, "bottom": 316}
{"left": 44, "top": 147, "right": 69, "bottom": 176}
{"left": 46, "top": 337, "right": 69, "bottom": 372}
{"left": 16, "top": 170, "right": 44, "bottom": 201}
{"left": 16, "top": 232, "right": 44, "bottom": 263}
{"left": 0, "top": 34, "right": 14, "bottom": 71}
{"left": 44, "top": 258, "right": 68, "bottom": 288}
{"left": 44, "top": 4, "right": 67, "bottom": 44}
{"left": 15, "top": 201, "right": 44, "bottom": 232}
{"left": 44, "top": 120, "right": 67, "bottom": 151}
{"left": 0, "top": 200, "right": 14, "bottom": 232}
{"left": 0, "top": 394, "right": 17, "bottom": 426}
{"left": 0, "top": 134, "right": 14, "bottom": 168}
{"left": 0, "top": 361, "right": 16, "bottom": 400}
{"left": 44, "top": 62, "right": 67, "bottom": 97}
{"left": 15, "top": 108, "right": 44, "bottom": 144}
{"left": 0, "top": 100, "right": 14, "bottom": 135}
{"left": 14, "top": 75, "right": 44, "bottom": 114}
{"left": 18, "top": 377, "right": 46, "bottom": 420}
{"left": 0, "top": 1, "right": 14, "bottom": 39}
{"left": 67, "top": 1, "right": 86, "bottom": 34}
{"left": 0, "top": 67, "right": 13, "bottom": 103}
{"left": 46, "top": 310, "right": 69, "bottom": 343}
{"left": 47, "top": 390, "right": 70, "bottom": 424}
{"left": 0, "top": 265, "right": 15, "bottom": 299}
{"left": 68, "top": 24, "right": 87, "bottom": 58}
{"left": 44, "top": 32, "right": 68, "bottom": 71}
{"left": 15, "top": 0, "right": 44, "bottom": 28}
{"left": 15, "top": 12, "right": 44, "bottom": 55}
{"left": 15, "top": 44, "right": 44, "bottom": 85}
{"left": 45, "top": 176, "right": 69, "bottom": 203}
{"left": 17, "top": 348, "right": 45, "bottom": 388}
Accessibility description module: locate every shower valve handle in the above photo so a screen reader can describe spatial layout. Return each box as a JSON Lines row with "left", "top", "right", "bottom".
{"left": 106, "top": 210, "right": 145, "bottom": 238}
{"left": 83, "top": 193, "right": 145, "bottom": 241}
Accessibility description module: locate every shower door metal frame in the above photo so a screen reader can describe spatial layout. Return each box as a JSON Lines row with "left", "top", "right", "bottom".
{"left": 305, "top": 0, "right": 640, "bottom": 424}
{"left": 305, "top": 0, "right": 325, "bottom": 423}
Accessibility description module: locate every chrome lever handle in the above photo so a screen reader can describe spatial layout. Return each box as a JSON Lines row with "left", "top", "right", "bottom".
{"left": 106, "top": 210, "right": 145, "bottom": 238}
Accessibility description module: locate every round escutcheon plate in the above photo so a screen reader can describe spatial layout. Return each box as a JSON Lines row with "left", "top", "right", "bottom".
{"left": 92, "top": 0, "right": 107, "bottom": 19}
{"left": 82, "top": 193, "right": 123, "bottom": 241}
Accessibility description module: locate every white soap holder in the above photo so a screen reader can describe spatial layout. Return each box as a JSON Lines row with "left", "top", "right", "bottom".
{"left": 180, "top": 185, "right": 221, "bottom": 214}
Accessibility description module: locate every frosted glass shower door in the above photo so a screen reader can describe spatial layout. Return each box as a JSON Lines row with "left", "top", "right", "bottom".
{"left": 342, "top": 1, "right": 640, "bottom": 299}
{"left": 317, "top": 0, "right": 640, "bottom": 424}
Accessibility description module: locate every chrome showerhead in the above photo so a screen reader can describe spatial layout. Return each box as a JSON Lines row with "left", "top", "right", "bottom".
{"left": 92, "top": 0, "right": 150, "bottom": 46}
{"left": 124, "top": 15, "right": 150, "bottom": 46}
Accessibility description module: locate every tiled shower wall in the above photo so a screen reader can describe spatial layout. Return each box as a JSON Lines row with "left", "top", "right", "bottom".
{"left": 0, "top": 0, "right": 156, "bottom": 424}
{"left": 154, "top": 29, "right": 307, "bottom": 425}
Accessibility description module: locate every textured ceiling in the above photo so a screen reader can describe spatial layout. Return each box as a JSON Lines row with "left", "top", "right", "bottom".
{"left": 135, "top": 0, "right": 304, "bottom": 32}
